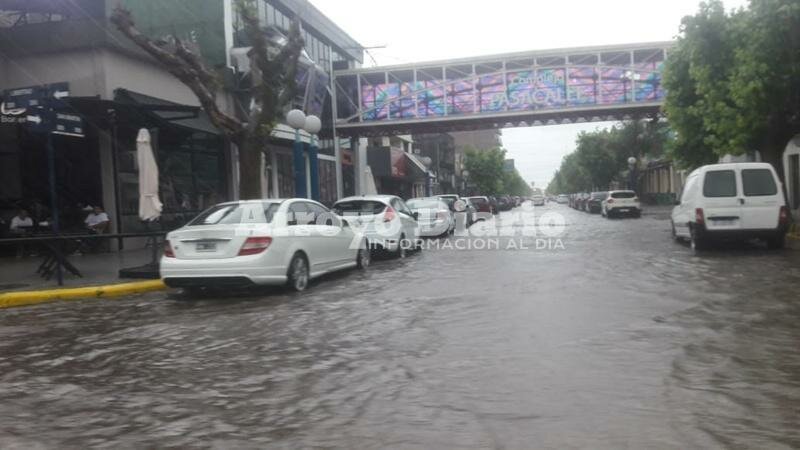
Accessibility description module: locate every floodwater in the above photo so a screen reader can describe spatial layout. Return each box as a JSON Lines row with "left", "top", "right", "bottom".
{"left": 1, "top": 204, "right": 799, "bottom": 449}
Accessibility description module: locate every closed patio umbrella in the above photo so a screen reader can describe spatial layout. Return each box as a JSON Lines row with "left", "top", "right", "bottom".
{"left": 137, "top": 128, "right": 163, "bottom": 222}
{"left": 364, "top": 166, "right": 378, "bottom": 195}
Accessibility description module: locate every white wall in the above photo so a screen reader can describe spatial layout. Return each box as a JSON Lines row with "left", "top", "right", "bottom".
{"left": 100, "top": 50, "right": 198, "bottom": 105}
{"left": 0, "top": 49, "right": 106, "bottom": 96}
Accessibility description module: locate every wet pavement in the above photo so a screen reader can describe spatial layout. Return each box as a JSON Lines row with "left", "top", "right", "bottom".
{"left": 1, "top": 203, "right": 799, "bottom": 449}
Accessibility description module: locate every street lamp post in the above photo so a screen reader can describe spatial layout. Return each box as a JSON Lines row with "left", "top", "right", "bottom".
{"left": 287, "top": 109, "right": 307, "bottom": 198}
{"left": 462, "top": 169, "right": 470, "bottom": 196}
{"left": 628, "top": 156, "right": 638, "bottom": 193}
{"left": 304, "top": 115, "right": 322, "bottom": 201}
{"left": 621, "top": 71, "right": 641, "bottom": 103}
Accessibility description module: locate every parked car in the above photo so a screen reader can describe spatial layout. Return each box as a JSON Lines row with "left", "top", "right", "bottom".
{"left": 497, "top": 196, "right": 513, "bottom": 211}
{"left": 333, "top": 195, "right": 419, "bottom": 257}
{"left": 463, "top": 198, "right": 479, "bottom": 226}
{"left": 466, "top": 196, "right": 493, "bottom": 216}
{"left": 670, "top": 162, "right": 790, "bottom": 251}
{"left": 160, "top": 199, "right": 369, "bottom": 293}
{"left": 531, "top": 194, "right": 546, "bottom": 206}
{"left": 574, "top": 193, "right": 589, "bottom": 211}
{"left": 556, "top": 194, "right": 569, "bottom": 204}
{"left": 602, "top": 190, "right": 641, "bottom": 218}
{"left": 406, "top": 197, "right": 454, "bottom": 236}
{"left": 585, "top": 192, "right": 608, "bottom": 213}
{"left": 487, "top": 196, "right": 499, "bottom": 214}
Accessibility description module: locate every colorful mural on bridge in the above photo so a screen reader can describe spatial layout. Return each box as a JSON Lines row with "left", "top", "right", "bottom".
{"left": 355, "top": 62, "right": 664, "bottom": 122}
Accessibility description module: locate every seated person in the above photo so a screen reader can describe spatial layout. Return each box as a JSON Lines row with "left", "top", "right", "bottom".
{"left": 82, "top": 206, "right": 111, "bottom": 253}
{"left": 9, "top": 209, "right": 34, "bottom": 257}
{"left": 10, "top": 209, "right": 33, "bottom": 234}
{"left": 85, "top": 206, "right": 110, "bottom": 234}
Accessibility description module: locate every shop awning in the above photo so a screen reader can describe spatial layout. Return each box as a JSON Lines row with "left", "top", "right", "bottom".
{"left": 405, "top": 152, "right": 430, "bottom": 178}
{"left": 114, "top": 89, "right": 220, "bottom": 136}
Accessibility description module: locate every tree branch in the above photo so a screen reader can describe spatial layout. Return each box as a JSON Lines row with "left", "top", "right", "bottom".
{"left": 110, "top": 5, "right": 243, "bottom": 139}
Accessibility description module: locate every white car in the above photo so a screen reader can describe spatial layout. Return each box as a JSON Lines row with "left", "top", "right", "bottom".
{"left": 332, "top": 195, "right": 419, "bottom": 257}
{"left": 671, "top": 162, "right": 790, "bottom": 251}
{"left": 556, "top": 194, "right": 569, "bottom": 204}
{"left": 406, "top": 197, "right": 455, "bottom": 237}
{"left": 160, "top": 199, "right": 369, "bottom": 292}
{"left": 532, "top": 194, "right": 546, "bottom": 206}
{"left": 602, "top": 190, "right": 642, "bottom": 218}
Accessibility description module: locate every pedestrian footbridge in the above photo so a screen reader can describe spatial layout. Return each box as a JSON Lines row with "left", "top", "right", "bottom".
{"left": 332, "top": 42, "right": 673, "bottom": 136}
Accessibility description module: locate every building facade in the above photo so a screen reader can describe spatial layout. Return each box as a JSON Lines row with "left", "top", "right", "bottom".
{"left": 0, "top": 0, "right": 363, "bottom": 243}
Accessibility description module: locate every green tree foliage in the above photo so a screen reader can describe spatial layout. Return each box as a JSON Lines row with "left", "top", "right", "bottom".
{"left": 546, "top": 121, "right": 671, "bottom": 194}
{"left": 463, "top": 147, "right": 532, "bottom": 196}
{"left": 664, "top": 0, "right": 800, "bottom": 172}
{"left": 503, "top": 170, "right": 533, "bottom": 197}
{"left": 463, "top": 147, "right": 506, "bottom": 195}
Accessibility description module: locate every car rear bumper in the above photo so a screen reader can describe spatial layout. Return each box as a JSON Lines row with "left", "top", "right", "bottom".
{"left": 698, "top": 225, "right": 788, "bottom": 241}
{"left": 608, "top": 206, "right": 641, "bottom": 214}
{"left": 160, "top": 258, "right": 288, "bottom": 286}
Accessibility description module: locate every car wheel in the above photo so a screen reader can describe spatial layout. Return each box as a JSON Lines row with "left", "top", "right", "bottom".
{"left": 690, "top": 226, "right": 707, "bottom": 253}
{"left": 356, "top": 245, "right": 371, "bottom": 269}
{"left": 766, "top": 234, "right": 785, "bottom": 250}
{"left": 287, "top": 253, "right": 309, "bottom": 291}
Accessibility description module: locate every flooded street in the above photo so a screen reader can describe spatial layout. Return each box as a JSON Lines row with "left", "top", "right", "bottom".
{"left": 1, "top": 204, "right": 799, "bottom": 449}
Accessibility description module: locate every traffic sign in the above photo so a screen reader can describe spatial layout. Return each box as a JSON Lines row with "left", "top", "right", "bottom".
{"left": 53, "top": 111, "right": 84, "bottom": 137}
{"left": 0, "top": 82, "right": 83, "bottom": 137}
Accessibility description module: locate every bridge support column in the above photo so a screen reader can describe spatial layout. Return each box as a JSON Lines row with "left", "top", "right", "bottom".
{"left": 352, "top": 135, "right": 363, "bottom": 196}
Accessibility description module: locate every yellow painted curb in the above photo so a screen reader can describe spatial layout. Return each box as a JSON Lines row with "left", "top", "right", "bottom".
{"left": 0, "top": 279, "right": 167, "bottom": 309}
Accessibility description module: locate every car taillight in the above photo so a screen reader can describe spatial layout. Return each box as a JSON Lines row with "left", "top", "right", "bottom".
{"left": 383, "top": 206, "right": 396, "bottom": 223}
{"left": 696, "top": 208, "right": 705, "bottom": 226}
{"left": 779, "top": 206, "right": 790, "bottom": 226}
{"left": 238, "top": 237, "right": 272, "bottom": 256}
{"left": 607, "top": 199, "right": 614, "bottom": 204}
{"left": 164, "top": 240, "right": 175, "bottom": 258}
{"left": 633, "top": 197, "right": 639, "bottom": 202}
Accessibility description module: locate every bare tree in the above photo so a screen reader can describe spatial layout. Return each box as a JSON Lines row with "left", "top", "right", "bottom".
{"left": 110, "top": 0, "right": 304, "bottom": 199}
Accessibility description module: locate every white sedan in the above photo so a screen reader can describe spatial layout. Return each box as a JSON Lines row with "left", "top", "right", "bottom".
{"left": 161, "top": 199, "right": 369, "bottom": 292}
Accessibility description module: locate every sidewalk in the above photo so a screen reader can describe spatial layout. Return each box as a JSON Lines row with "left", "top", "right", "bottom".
{"left": 0, "top": 249, "right": 167, "bottom": 308}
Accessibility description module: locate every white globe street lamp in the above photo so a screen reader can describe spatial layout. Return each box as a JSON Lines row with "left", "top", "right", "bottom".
{"left": 286, "top": 109, "right": 307, "bottom": 130}
{"left": 303, "top": 115, "right": 322, "bottom": 135}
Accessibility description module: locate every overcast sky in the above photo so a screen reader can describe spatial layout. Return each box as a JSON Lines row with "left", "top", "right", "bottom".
{"left": 309, "top": 0, "right": 748, "bottom": 188}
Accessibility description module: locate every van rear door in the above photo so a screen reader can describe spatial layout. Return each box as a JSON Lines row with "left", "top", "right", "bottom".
{"left": 701, "top": 169, "right": 742, "bottom": 231}
{"left": 739, "top": 166, "right": 782, "bottom": 230}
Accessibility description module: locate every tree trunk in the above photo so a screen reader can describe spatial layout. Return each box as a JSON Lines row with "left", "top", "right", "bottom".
{"left": 236, "top": 137, "right": 263, "bottom": 200}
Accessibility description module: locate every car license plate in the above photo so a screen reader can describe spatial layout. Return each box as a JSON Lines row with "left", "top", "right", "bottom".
{"left": 619, "top": 208, "right": 630, "bottom": 212}
{"left": 196, "top": 242, "right": 217, "bottom": 252}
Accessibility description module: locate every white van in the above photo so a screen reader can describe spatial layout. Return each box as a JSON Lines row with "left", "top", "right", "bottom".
{"left": 671, "top": 163, "right": 790, "bottom": 251}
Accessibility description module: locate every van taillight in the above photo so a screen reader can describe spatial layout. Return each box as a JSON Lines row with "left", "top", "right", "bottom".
{"left": 779, "top": 206, "right": 790, "bottom": 226}
{"left": 164, "top": 240, "right": 175, "bottom": 258}
{"left": 696, "top": 208, "right": 705, "bottom": 226}
{"left": 383, "top": 206, "right": 397, "bottom": 222}
{"left": 238, "top": 237, "right": 272, "bottom": 256}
